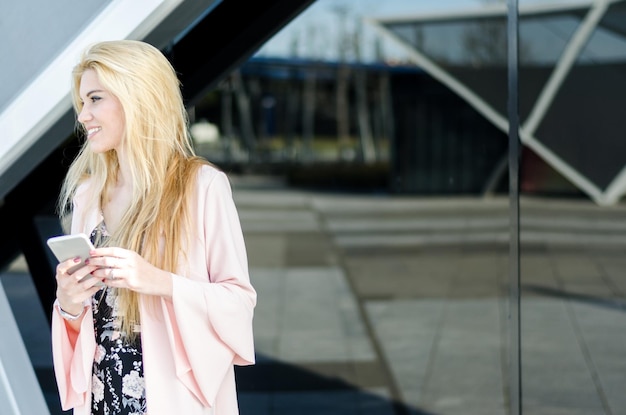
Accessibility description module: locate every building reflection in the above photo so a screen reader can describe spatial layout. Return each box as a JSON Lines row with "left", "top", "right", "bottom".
{"left": 186, "top": 1, "right": 626, "bottom": 414}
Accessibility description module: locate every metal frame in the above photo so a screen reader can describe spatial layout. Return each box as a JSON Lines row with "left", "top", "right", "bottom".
{"left": 507, "top": 2, "right": 521, "bottom": 414}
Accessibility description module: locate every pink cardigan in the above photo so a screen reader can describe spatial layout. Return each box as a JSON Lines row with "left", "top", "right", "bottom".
{"left": 51, "top": 166, "right": 256, "bottom": 415}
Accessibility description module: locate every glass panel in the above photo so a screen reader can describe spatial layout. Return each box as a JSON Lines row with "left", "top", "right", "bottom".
{"left": 535, "top": 1, "right": 626, "bottom": 191}
{"left": 189, "top": 1, "right": 511, "bottom": 414}
{"left": 382, "top": 7, "right": 587, "bottom": 126}
{"left": 520, "top": 2, "right": 626, "bottom": 415}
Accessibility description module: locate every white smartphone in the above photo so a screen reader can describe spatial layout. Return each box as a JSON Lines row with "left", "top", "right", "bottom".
{"left": 47, "top": 233, "right": 95, "bottom": 275}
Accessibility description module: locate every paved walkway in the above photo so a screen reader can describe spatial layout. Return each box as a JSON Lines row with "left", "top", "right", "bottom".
{"left": 3, "top": 174, "right": 626, "bottom": 415}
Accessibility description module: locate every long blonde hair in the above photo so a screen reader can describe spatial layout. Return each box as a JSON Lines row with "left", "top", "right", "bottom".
{"left": 59, "top": 39, "right": 210, "bottom": 338}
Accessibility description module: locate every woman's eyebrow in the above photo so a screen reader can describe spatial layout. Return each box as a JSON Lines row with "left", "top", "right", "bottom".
{"left": 86, "top": 89, "right": 105, "bottom": 97}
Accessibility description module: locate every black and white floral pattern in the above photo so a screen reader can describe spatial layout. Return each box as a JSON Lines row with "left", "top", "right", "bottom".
{"left": 90, "top": 222, "right": 146, "bottom": 415}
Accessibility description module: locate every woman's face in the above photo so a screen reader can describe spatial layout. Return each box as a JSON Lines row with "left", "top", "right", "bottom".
{"left": 77, "top": 69, "right": 126, "bottom": 154}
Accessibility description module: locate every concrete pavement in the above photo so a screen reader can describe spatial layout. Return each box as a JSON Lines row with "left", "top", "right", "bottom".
{"left": 3, "top": 174, "right": 626, "bottom": 415}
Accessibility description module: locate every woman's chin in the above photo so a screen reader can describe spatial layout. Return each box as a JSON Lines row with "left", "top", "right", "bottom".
{"left": 89, "top": 142, "right": 111, "bottom": 154}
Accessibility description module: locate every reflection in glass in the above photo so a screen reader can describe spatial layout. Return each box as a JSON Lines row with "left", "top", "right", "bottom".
{"left": 520, "top": 1, "right": 626, "bottom": 414}
{"left": 191, "top": 1, "right": 510, "bottom": 414}
{"left": 189, "top": 1, "right": 626, "bottom": 414}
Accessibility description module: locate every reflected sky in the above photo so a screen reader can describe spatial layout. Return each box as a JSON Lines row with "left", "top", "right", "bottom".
{"left": 255, "top": 0, "right": 586, "bottom": 62}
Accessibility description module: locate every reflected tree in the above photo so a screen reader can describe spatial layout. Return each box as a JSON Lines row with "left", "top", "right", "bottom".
{"left": 332, "top": 3, "right": 352, "bottom": 160}
{"left": 301, "top": 24, "right": 318, "bottom": 162}
{"left": 462, "top": 0, "right": 532, "bottom": 66}
{"left": 352, "top": 18, "right": 376, "bottom": 162}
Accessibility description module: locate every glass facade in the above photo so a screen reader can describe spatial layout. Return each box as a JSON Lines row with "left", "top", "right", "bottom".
{"left": 183, "top": 1, "right": 626, "bottom": 414}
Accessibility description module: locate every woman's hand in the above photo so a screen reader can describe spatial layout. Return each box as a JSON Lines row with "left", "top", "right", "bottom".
{"left": 87, "top": 247, "right": 173, "bottom": 298}
{"left": 55, "top": 258, "right": 102, "bottom": 316}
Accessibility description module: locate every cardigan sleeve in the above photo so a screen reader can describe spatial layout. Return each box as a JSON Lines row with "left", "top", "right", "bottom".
{"left": 160, "top": 168, "right": 256, "bottom": 406}
{"left": 51, "top": 183, "right": 98, "bottom": 411}
{"left": 51, "top": 302, "right": 96, "bottom": 410}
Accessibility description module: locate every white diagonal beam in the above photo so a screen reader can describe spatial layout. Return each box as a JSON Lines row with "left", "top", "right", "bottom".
{"left": 0, "top": 283, "right": 50, "bottom": 414}
{"left": 0, "top": 0, "right": 183, "bottom": 184}
{"left": 523, "top": 0, "right": 610, "bottom": 135}
{"left": 365, "top": 1, "right": 624, "bottom": 205}
{"left": 364, "top": 17, "right": 510, "bottom": 134}
{"left": 603, "top": 165, "right": 626, "bottom": 205}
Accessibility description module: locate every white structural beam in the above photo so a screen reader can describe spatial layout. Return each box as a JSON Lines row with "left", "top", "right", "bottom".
{"left": 364, "top": 16, "right": 510, "bottom": 134}
{"left": 523, "top": 0, "right": 610, "bottom": 135}
{"left": 604, "top": 165, "right": 626, "bottom": 205}
{"left": 0, "top": 0, "right": 184, "bottom": 189}
{"left": 0, "top": 283, "right": 50, "bottom": 415}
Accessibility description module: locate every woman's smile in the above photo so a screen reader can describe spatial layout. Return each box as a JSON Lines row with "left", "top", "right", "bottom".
{"left": 86, "top": 127, "right": 102, "bottom": 138}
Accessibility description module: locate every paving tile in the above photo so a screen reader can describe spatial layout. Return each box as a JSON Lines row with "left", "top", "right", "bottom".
{"left": 5, "top": 178, "right": 626, "bottom": 415}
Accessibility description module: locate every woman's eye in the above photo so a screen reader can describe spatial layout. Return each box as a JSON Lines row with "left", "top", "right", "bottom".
{"left": 90, "top": 96, "right": 102, "bottom": 103}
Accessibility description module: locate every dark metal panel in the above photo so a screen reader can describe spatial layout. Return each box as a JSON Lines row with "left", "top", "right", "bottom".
{"left": 142, "top": 0, "right": 222, "bottom": 50}
{"left": 0, "top": 116, "right": 79, "bottom": 319}
{"left": 536, "top": 63, "right": 626, "bottom": 190}
{"left": 167, "top": 0, "right": 317, "bottom": 106}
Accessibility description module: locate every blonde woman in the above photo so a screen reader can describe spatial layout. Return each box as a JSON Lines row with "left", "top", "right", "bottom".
{"left": 51, "top": 39, "right": 256, "bottom": 415}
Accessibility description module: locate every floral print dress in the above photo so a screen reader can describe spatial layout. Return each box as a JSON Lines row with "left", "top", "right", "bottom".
{"left": 89, "top": 222, "right": 147, "bottom": 415}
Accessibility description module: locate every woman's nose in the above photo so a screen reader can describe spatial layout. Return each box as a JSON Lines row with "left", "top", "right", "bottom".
{"left": 77, "top": 106, "right": 92, "bottom": 123}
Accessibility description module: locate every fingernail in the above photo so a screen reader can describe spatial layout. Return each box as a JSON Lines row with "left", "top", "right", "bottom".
{"left": 74, "top": 257, "right": 81, "bottom": 262}
{"left": 84, "top": 259, "right": 90, "bottom": 264}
